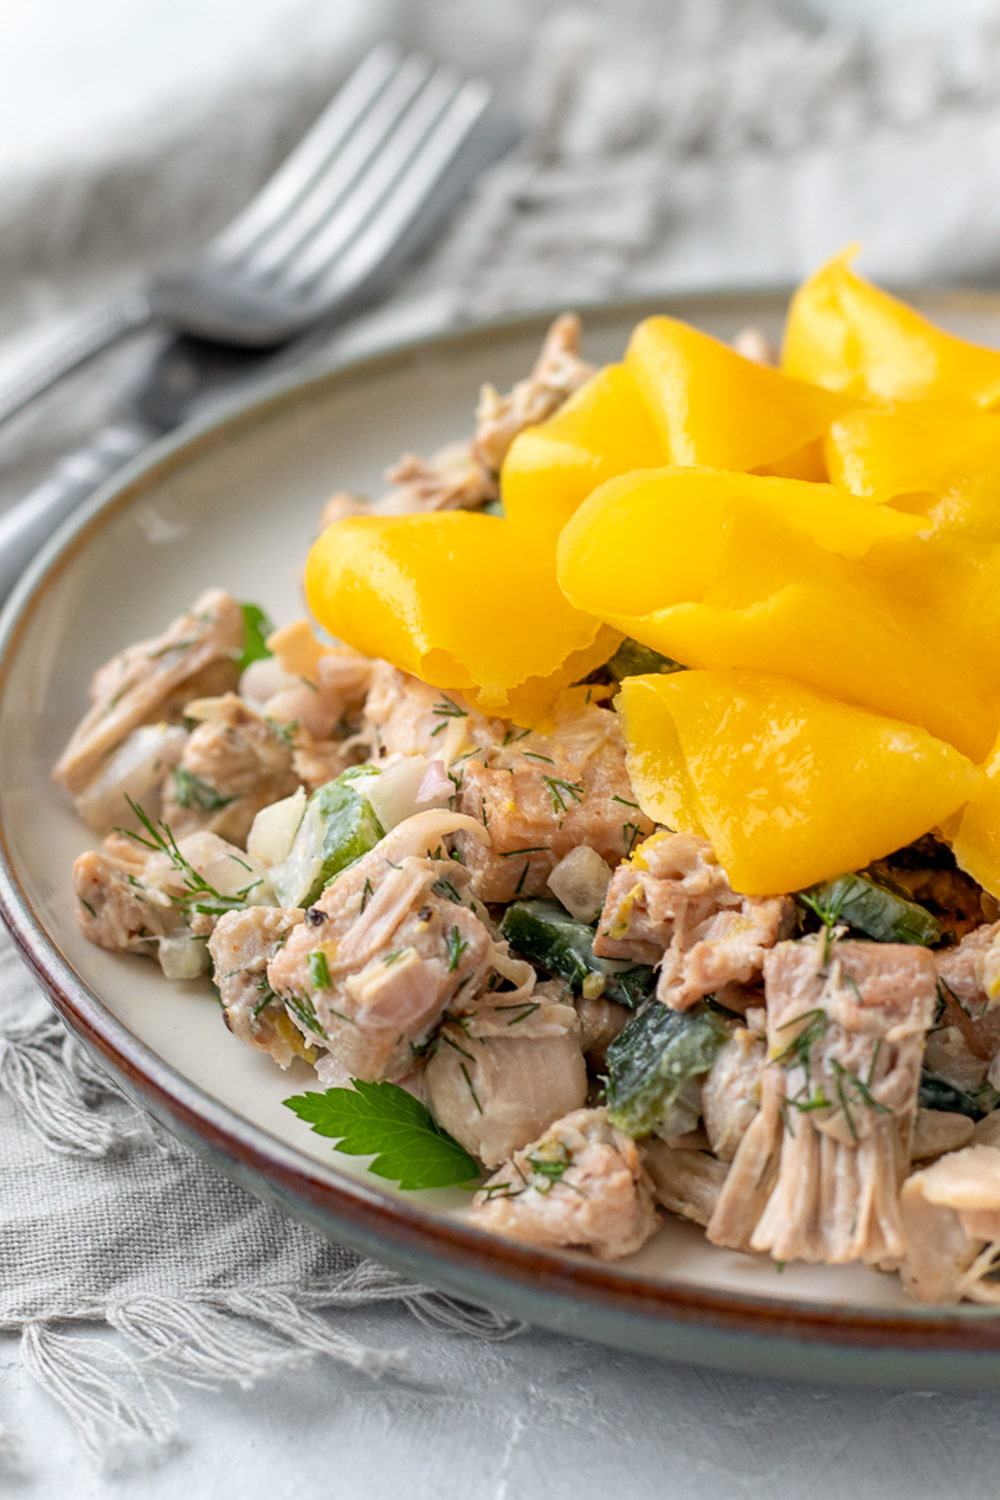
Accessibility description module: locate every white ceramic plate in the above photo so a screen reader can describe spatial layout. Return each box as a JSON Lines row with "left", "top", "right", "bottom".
{"left": 5, "top": 292, "right": 1000, "bottom": 1387}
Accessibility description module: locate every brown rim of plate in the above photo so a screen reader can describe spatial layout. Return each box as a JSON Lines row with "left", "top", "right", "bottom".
{"left": 4, "top": 290, "right": 1000, "bottom": 1361}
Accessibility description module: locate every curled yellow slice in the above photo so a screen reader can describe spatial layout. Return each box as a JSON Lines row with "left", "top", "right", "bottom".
{"left": 626, "top": 316, "right": 849, "bottom": 478}
{"left": 557, "top": 468, "right": 1000, "bottom": 759}
{"left": 952, "top": 734, "right": 1000, "bottom": 900}
{"left": 826, "top": 403, "right": 1000, "bottom": 505}
{"left": 305, "top": 511, "right": 616, "bottom": 723}
{"left": 783, "top": 248, "right": 1000, "bottom": 406}
{"left": 618, "top": 671, "right": 980, "bottom": 895}
{"left": 502, "top": 363, "right": 663, "bottom": 538}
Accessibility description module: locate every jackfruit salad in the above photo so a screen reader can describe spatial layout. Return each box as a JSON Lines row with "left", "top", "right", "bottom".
{"left": 57, "top": 257, "right": 1000, "bottom": 1302}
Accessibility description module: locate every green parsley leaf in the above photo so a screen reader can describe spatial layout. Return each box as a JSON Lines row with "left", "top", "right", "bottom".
{"left": 237, "top": 602, "right": 275, "bottom": 672}
{"left": 284, "top": 1080, "right": 480, "bottom": 1190}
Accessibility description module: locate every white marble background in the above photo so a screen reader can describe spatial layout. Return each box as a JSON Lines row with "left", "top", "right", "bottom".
{"left": 7, "top": 1, "right": 1000, "bottom": 1494}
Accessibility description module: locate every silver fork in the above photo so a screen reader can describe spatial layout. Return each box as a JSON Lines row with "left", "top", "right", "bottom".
{"left": 0, "top": 45, "right": 494, "bottom": 429}
{"left": 0, "top": 45, "right": 512, "bottom": 603}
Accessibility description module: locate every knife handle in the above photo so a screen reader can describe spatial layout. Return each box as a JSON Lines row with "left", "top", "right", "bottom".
{"left": 0, "top": 422, "right": 155, "bottom": 606}
{"left": 0, "top": 293, "right": 155, "bottom": 432}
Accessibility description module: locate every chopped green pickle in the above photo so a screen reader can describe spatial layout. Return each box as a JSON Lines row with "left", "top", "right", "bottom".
{"left": 607, "top": 637, "right": 684, "bottom": 682}
{"left": 918, "top": 1071, "right": 986, "bottom": 1122}
{"left": 500, "top": 899, "right": 654, "bottom": 1008}
{"left": 799, "top": 871, "right": 942, "bottom": 947}
{"left": 606, "top": 1003, "right": 730, "bottom": 1138}
{"left": 270, "top": 769, "right": 384, "bottom": 908}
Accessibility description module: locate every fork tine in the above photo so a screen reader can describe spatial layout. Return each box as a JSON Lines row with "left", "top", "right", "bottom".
{"left": 290, "top": 78, "right": 491, "bottom": 304}
{"left": 240, "top": 53, "right": 436, "bottom": 282}
{"left": 207, "top": 43, "right": 403, "bottom": 265}
{"left": 265, "top": 65, "right": 466, "bottom": 292}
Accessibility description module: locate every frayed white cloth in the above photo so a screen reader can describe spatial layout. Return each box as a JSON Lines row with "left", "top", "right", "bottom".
{"left": 0, "top": 947, "right": 520, "bottom": 1462}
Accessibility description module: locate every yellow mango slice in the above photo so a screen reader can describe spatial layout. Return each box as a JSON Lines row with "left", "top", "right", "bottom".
{"left": 557, "top": 466, "right": 921, "bottom": 623}
{"left": 305, "top": 511, "right": 616, "bottom": 723}
{"left": 909, "top": 467, "right": 1000, "bottom": 541}
{"left": 625, "top": 316, "right": 848, "bottom": 477}
{"left": 557, "top": 469, "right": 1000, "bottom": 759}
{"left": 952, "top": 733, "right": 1000, "bottom": 899}
{"left": 826, "top": 403, "right": 1000, "bottom": 505}
{"left": 618, "top": 671, "right": 980, "bottom": 895}
{"left": 502, "top": 363, "right": 664, "bottom": 538}
{"left": 783, "top": 248, "right": 1000, "bottom": 406}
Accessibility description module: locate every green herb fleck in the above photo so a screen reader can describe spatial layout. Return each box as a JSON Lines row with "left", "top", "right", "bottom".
{"left": 148, "top": 637, "right": 197, "bottom": 660}
{"left": 267, "top": 717, "right": 300, "bottom": 747}
{"left": 116, "top": 797, "right": 258, "bottom": 917}
{"left": 308, "top": 950, "right": 331, "bottom": 989}
{"left": 172, "top": 767, "right": 236, "bottom": 812}
{"left": 446, "top": 926, "right": 469, "bottom": 973}
{"left": 542, "top": 776, "right": 585, "bottom": 816}
{"left": 432, "top": 696, "right": 468, "bottom": 722}
{"left": 252, "top": 979, "right": 278, "bottom": 1018}
{"left": 459, "top": 1063, "right": 483, "bottom": 1114}
{"left": 284, "top": 992, "right": 327, "bottom": 1039}
{"left": 237, "top": 602, "right": 275, "bottom": 672}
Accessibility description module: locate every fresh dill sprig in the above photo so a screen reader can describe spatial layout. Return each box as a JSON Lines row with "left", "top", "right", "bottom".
{"left": 492, "top": 1001, "right": 541, "bottom": 1026}
{"left": 446, "top": 926, "right": 469, "bottom": 972}
{"left": 252, "top": 979, "right": 279, "bottom": 1018}
{"left": 284, "top": 992, "right": 327, "bottom": 1039}
{"left": 460, "top": 1062, "right": 483, "bottom": 1114}
{"left": 773, "top": 1007, "right": 829, "bottom": 1087}
{"left": 439, "top": 1030, "right": 475, "bottom": 1063}
{"left": 431, "top": 696, "right": 468, "bottom": 729}
{"left": 116, "top": 796, "right": 257, "bottom": 916}
{"left": 542, "top": 776, "right": 585, "bottom": 816}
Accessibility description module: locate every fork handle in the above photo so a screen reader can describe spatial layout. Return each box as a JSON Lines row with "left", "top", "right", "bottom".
{"left": 0, "top": 421, "right": 156, "bottom": 603}
{"left": 0, "top": 293, "right": 155, "bottom": 430}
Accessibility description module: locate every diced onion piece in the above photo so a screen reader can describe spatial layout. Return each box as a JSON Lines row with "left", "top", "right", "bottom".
{"left": 239, "top": 656, "right": 297, "bottom": 707}
{"left": 158, "top": 933, "right": 208, "bottom": 981}
{"left": 247, "top": 787, "right": 307, "bottom": 869}
{"left": 74, "top": 723, "right": 187, "bottom": 833}
{"left": 547, "top": 846, "right": 612, "bottom": 923}
{"left": 175, "top": 831, "right": 271, "bottom": 902}
{"left": 351, "top": 756, "right": 451, "bottom": 832}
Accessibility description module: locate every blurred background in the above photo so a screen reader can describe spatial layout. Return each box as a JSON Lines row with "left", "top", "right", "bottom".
{"left": 7, "top": 0, "right": 1000, "bottom": 501}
